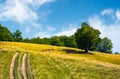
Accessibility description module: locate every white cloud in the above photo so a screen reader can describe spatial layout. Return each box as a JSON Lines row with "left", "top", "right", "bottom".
{"left": 35, "top": 25, "right": 56, "bottom": 38}
{"left": 101, "top": 9, "right": 114, "bottom": 16}
{"left": 46, "top": 26, "right": 56, "bottom": 32}
{"left": 0, "top": 0, "right": 33, "bottom": 23}
{"left": 35, "top": 23, "right": 78, "bottom": 38}
{"left": 116, "top": 9, "right": 120, "bottom": 22}
{"left": 31, "top": 23, "right": 42, "bottom": 28}
{"left": 88, "top": 15, "right": 105, "bottom": 36}
{"left": 100, "top": 9, "right": 116, "bottom": 20}
{"left": 54, "top": 23, "right": 78, "bottom": 36}
{"left": 55, "top": 28, "right": 77, "bottom": 36}
{"left": 88, "top": 9, "right": 120, "bottom": 53}
{"left": 39, "top": 10, "right": 52, "bottom": 21}
{"left": 35, "top": 31, "right": 51, "bottom": 38}
{"left": 0, "top": 0, "right": 54, "bottom": 27}
{"left": 25, "top": 27, "right": 31, "bottom": 33}
{"left": 23, "top": 0, "right": 54, "bottom": 7}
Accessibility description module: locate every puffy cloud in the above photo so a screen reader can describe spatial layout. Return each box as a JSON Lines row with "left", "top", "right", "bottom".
{"left": 0, "top": 0, "right": 54, "bottom": 29}
{"left": 88, "top": 9, "right": 120, "bottom": 53}
{"left": 0, "top": 0, "right": 37, "bottom": 23}
{"left": 55, "top": 28, "right": 77, "bottom": 36}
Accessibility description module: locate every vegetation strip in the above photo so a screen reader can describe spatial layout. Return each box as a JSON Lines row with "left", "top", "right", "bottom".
{"left": 10, "top": 52, "right": 19, "bottom": 79}
{"left": 21, "top": 54, "right": 28, "bottom": 79}
{"left": 28, "top": 54, "right": 34, "bottom": 79}
{"left": 18, "top": 53, "right": 23, "bottom": 79}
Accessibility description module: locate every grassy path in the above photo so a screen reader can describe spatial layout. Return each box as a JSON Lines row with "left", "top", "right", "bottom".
{"left": 18, "top": 53, "right": 23, "bottom": 79}
{"left": 10, "top": 53, "right": 19, "bottom": 79}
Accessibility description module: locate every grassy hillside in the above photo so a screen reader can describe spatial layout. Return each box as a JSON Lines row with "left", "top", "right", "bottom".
{"left": 0, "top": 41, "right": 120, "bottom": 79}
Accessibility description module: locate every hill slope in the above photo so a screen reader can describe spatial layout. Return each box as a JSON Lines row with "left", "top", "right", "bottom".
{"left": 0, "top": 42, "right": 120, "bottom": 79}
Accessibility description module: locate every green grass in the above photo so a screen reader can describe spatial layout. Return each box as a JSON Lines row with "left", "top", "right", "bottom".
{"left": 0, "top": 42, "right": 120, "bottom": 79}
{"left": 18, "top": 53, "right": 23, "bottom": 79}
{"left": 0, "top": 51, "right": 14, "bottom": 79}
{"left": 27, "top": 54, "right": 33, "bottom": 79}
{"left": 31, "top": 53, "right": 120, "bottom": 79}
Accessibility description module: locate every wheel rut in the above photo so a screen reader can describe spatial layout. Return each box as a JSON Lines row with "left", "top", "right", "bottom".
{"left": 10, "top": 52, "right": 34, "bottom": 79}
{"left": 10, "top": 53, "right": 19, "bottom": 79}
{"left": 21, "top": 54, "right": 27, "bottom": 79}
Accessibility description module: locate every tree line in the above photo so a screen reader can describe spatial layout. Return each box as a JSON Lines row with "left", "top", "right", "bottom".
{"left": 0, "top": 24, "right": 22, "bottom": 41}
{"left": 0, "top": 23, "right": 113, "bottom": 54}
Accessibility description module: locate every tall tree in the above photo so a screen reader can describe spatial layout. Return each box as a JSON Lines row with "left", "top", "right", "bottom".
{"left": 75, "top": 22, "right": 101, "bottom": 53}
{"left": 13, "top": 30, "right": 23, "bottom": 42}
{"left": 98, "top": 37, "right": 113, "bottom": 53}
{"left": 0, "top": 24, "right": 13, "bottom": 41}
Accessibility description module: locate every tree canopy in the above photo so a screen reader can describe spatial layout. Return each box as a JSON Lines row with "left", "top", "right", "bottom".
{"left": 75, "top": 22, "right": 101, "bottom": 53}
{"left": 0, "top": 24, "right": 13, "bottom": 41}
{"left": 13, "top": 30, "right": 23, "bottom": 42}
{"left": 98, "top": 37, "right": 113, "bottom": 53}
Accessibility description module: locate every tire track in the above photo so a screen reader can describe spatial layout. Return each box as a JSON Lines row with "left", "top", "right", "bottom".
{"left": 10, "top": 53, "right": 19, "bottom": 79}
{"left": 21, "top": 54, "right": 28, "bottom": 79}
{"left": 28, "top": 54, "right": 34, "bottom": 79}
{"left": 10, "top": 52, "right": 34, "bottom": 79}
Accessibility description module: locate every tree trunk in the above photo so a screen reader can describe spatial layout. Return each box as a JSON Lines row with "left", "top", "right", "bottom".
{"left": 85, "top": 44, "right": 89, "bottom": 54}
{"left": 85, "top": 47, "right": 88, "bottom": 54}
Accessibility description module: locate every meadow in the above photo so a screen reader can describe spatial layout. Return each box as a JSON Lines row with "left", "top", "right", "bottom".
{"left": 0, "top": 42, "right": 120, "bottom": 79}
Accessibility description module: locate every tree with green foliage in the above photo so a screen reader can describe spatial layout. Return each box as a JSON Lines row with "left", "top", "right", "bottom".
{"left": 98, "top": 37, "right": 113, "bottom": 53}
{"left": 23, "top": 38, "right": 30, "bottom": 43}
{"left": 13, "top": 29, "right": 23, "bottom": 42}
{"left": 0, "top": 24, "right": 13, "bottom": 41}
{"left": 59, "top": 35, "right": 77, "bottom": 48}
{"left": 114, "top": 52, "right": 119, "bottom": 54}
{"left": 75, "top": 22, "right": 101, "bottom": 53}
{"left": 42, "top": 38, "right": 51, "bottom": 44}
{"left": 69, "top": 35, "right": 77, "bottom": 48}
{"left": 50, "top": 36, "right": 63, "bottom": 46}
{"left": 58, "top": 36, "right": 68, "bottom": 46}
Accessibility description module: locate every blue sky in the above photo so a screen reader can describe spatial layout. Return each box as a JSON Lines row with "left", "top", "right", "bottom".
{"left": 0, "top": 0, "right": 120, "bottom": 53}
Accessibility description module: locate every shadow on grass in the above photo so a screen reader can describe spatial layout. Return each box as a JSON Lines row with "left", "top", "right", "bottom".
{"left": 62, "top": 49, "right": 93, "bottom": 55}
{"left": 41, "top": 49, "right": 54, "bottom": 53}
